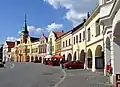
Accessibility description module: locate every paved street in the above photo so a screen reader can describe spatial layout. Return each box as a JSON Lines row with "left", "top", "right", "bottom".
{"left": 59, "top": 69, "right": 115, "bottom": 87}
{"left": 0, "top": 62, "right": 63, "bottom": 87}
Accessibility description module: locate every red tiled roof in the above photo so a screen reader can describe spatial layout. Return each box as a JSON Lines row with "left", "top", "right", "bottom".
{"left": 53, "top": 32, "right": 64, "bottom": 38}
{"left": 6, "top": 41, "right": 15, "bottom": 48}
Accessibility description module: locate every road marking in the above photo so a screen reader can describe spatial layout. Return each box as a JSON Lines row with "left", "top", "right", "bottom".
{"left": 52, "top": 68, "right": 66, "bottom": 87}
{"left": 10, "top": 63, "right": 15, "bottom": 68}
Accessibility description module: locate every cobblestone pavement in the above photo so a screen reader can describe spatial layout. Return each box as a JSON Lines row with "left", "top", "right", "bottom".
{"left": 59, "top": 69, "right": 115, "bottom": 87}
{"left": 0, "top": 62, "right": 63, "bottom": 87}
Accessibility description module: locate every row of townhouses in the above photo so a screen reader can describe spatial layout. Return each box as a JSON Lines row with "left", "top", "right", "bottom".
{"left": 2, "top": 0, "right": 120, "bottom": 85}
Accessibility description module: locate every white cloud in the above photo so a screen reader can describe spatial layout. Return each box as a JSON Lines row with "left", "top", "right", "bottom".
{"left": 46, "top": 23, "right": 64, "bottom": 32}
{"left": 44, "top": 0, "right": 98, "bottom": 26}
{"left": 18, "top": 25, "right": 44, "bottom": 35}
{"left": 18, "top": 23, "right": 64, "bottom": 36}
{"left": 28, "top": 26, "right": 43, "bottom": 34}
{"left": 6, "top": 37, "right": 16, "bottom": 41}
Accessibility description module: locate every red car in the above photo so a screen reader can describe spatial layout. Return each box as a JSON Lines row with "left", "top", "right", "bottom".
{"left": 64, "top": 61, "right": 84, "bottom": 69}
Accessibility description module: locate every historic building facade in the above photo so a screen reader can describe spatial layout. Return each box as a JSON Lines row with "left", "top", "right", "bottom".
{"left": 48, "top": 31, "right": 64, "bottom": 56}
{"left": 6, "top": 1, "right": 120, "bottom": 85}
{"left": 61, "top": 30, "right": 73, "bottom": 61}
{"left": 13, "top": 15, "right": 41, "bottom": 62}
{"left": 3, "top": 41, "right": 15, "bottom": 62}
{"left": 99, "top": 0, "right": 120, "bottom": 85}
{"left": 72, "top": 7, "right": 105, "bottom": 72}
{"left": 39, "top": 33, "right": 48, "bottom": 63}
{"left": 55, "top": 36, "right": 62, "bottom": 56}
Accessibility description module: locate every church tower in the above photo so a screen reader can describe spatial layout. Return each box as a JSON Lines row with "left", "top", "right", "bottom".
{"left": 19, "top": 14, "right": 29, "bottom": 62}
{"left": 20, "top": 14, "right": 29, "bottom": 44}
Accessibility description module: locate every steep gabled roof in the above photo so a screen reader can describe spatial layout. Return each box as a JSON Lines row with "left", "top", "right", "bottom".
{"left": 30, "top": 37, "right": 39, "bottom": 42}
{"left": 53, "top": 32, "right": 65, "bottom": 39}
{"left": 72, "top": 22, "right": 84, "bottom": 32}
{"left": 6, "top": 41, "right": 15, "bottom": 48}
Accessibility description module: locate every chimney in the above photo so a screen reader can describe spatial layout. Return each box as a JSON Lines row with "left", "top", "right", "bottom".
{"left": 83, "top": 18, "right": 86, "bottom": 23}
{"left": 87, "top": 12, "right": 90, "bottom": 19}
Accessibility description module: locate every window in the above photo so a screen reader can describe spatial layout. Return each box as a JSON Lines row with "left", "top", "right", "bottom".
{"left": 69, "top": 39, "right": 70, "bottom": 45}
{"left": 79, "top": 33, "right": 81, "bottom": 42}
{"left": 76, "top": 35, "right": 78, "bottom": 43}
{"left": 45, "top": 48, "right": 46, "bottom": 53}
{"left": 8, "top": 48, "right": 11, "bottom": 52}
{"left": 88, "top": 28, "right": 90, "bottom": 42}
{"left": 27, "top": 49, "right": 30, "bottom": 53}
{"left": 52, "top": 46, "right": 54, "bottom": 51}
{"left": 74, "top": 37, "right": 75, "bottom": 44}
{"left": 96, "top": 19, "right": 100, "bottom": 36}
{"left": 63, "top": 41, "right": 65, "bottom": 48}
{"left": 83, "top": 31, "right": 85, "bottom": 41}
{"left": 66, "top": 40, "right": 67, "bottom": 47}
{"left": 41, "top": 48, "right": 42, "bottom": 53}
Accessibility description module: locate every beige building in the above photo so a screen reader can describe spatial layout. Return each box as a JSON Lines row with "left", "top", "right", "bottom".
{"left": 72, "top": 7, "right": 105, "bottom": 73}
{"left": 13, "top": 15, "right": 41, "bottom": 62}
{"left": 48, "top": 31, "right": 64, "bottom": 56}
{"left": 61, "top": 30, "right": 73, "bottom": 61}
{"left": 85, "top": 7, "right": 104, "bottom": 72}
{"left": 99, "top": 0, "right": 120, "bottom": 85}
{"left": 72, "top": 22, "right": 85, "bottom": 63}
{"left": 27, "top": 37, "right": 40, "bottom": 62}
{"left": 3, "top": 41, "right": 15, "bottom": 62}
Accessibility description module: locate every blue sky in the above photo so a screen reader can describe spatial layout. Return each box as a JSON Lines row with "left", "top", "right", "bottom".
{"left": 0, "top": 0, "right": 98, "bottom": 43}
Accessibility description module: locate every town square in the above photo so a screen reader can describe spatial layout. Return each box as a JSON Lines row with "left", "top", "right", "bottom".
{"left": 0, "top": 0, "right": 120, "bottom": 87}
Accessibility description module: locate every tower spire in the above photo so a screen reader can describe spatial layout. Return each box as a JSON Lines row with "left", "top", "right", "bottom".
{"left": 24, "top": 13, "right": 28, "bottom": 34}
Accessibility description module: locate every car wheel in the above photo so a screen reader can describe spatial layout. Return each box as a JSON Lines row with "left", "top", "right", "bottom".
{"left": 67, "top": 66, "right": 69, "bottom": 69}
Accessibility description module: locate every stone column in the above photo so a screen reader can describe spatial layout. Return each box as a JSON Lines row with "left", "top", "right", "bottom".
{"left": 92, "top": 52, "right": 96, "bottom": 72}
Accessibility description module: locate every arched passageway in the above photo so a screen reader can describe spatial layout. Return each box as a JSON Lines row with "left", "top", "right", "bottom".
{"left": 26, "top": 56, "right": 30, "bottom": 62}
{"left": 113, "top": 21, "right": 120, "bottom": 73}
{"left": 31, "top": 56, "right": 34, "bottom": 62}
{"left": 35, "top": 56, "right": 38, "bottom": 61}
{"left": 73, "top": 52, "right": 77, "bottom": 61}
{"left": 67, "top": 53, "right": 72, "bottom": 61}
{"left": 39, "top": 57, "right": 42, "bottom": 63}
{"left": 95, "top": 45, "right": 104, "bottom": 69}
{"left": 87, "top": 49, "right": 92, "bottom": 68}
{"left": 80, "top": 50, "right": 85, "bottom": 63}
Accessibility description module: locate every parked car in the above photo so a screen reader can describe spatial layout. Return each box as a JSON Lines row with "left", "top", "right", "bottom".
{"left": 64, "top": 61, "right": 84, "bottom": 69}
{"left": 0, "top": 62, "right": 4, "bottom": 67}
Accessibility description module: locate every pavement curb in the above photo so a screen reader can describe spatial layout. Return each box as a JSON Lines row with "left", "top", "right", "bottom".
{"left": 52, "top": 68, "right": 66, "bottom": 87}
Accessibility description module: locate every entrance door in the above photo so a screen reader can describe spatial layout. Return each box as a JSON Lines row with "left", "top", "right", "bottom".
{"left": 88, "top": 58, "right": 92, "bottom": 68}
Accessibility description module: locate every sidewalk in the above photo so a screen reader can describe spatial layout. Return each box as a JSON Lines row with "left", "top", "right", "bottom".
{"left": 58, "top": 69, "right": 114, "bottom": 87}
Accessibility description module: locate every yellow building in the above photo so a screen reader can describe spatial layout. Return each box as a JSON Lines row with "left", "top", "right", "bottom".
{"left": 61, "top": 30, "right": 73, "bottom": 61}
{"left": 48, "top": 31, "right": 64, "bottom": 56}
{"left": 72, "top": 7, "right": 105, "bottom": 73}
{"left": 13, "top": 15, "right": 40, "bottom": 62}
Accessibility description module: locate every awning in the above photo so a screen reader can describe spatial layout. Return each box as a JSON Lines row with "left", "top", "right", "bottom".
{"left": 52, "top": 55, "right": 64, "bottom": 59}
{"left": 44, "top": 55, "right": 53, "bottom": 58}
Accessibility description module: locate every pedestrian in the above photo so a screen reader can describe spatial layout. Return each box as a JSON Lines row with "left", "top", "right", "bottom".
{"left": 60, "top": 60, "right": 64, "bottom": 69}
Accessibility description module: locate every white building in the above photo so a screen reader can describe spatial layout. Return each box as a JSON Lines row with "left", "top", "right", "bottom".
{"left": 100, "top": 0, "right": 120, "bottom": 85}
{"left": 3, "top": 41, "right": 15, "bottom": 62}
